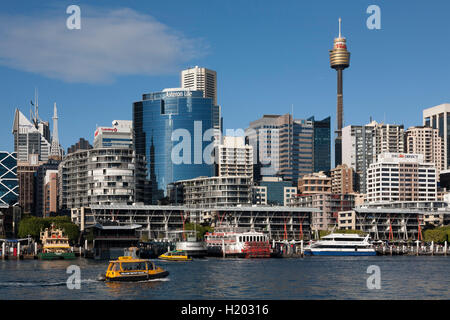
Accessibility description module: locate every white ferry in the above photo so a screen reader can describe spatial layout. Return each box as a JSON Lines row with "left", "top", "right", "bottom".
{"left": 204, "top": 225, "right": 271, "bottom": 258}
{"left": 304, "top": 233, "right": 376, "bottom": 256}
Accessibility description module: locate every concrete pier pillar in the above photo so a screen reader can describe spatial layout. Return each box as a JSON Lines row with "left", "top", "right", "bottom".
{"left": 17, "top": 242, "right": 20, "bottom": 259}
{"left": 390, "top": 246, "right": 392, "bottom": 256}
{"left": 445, "top": 241, "right": 447, "bottom": 256}
{"left": 2, "top": 242, "right": 5, "bottom": 259}
{"left": 431, "top": 241, "right": 434, "bottom": 255}
{"left": 34, "top": 242, "right": 37, "bottom": 255}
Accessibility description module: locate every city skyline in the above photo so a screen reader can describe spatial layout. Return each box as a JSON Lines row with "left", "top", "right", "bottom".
{"left": 1, "top": 1, "right": 450, "bottom": 170}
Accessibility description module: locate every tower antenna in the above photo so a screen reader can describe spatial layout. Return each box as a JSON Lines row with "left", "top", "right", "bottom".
{"left": 338, "top": 17, "right": 342, "bottom": 38}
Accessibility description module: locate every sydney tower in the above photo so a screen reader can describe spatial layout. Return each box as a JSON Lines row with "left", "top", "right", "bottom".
{"left": 329, "top": 18, "right": 350, "bottom": 166}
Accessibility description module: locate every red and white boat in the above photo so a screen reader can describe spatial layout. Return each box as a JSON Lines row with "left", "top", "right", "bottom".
{"left": 204, "top": 225, "right": 271, "bottom": 258}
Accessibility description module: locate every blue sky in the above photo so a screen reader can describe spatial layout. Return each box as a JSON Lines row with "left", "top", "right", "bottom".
{"left": 1, "top": 1, "right": 449, "bottom": 167}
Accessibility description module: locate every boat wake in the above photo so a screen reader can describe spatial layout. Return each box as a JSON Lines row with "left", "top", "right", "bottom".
{"left": 0, "top": 279, "right": 98, "bottom": 287}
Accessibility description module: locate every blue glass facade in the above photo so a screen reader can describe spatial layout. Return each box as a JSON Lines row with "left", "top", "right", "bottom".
{"left": 133, "top": 90, "right": 216, "bottom": 202}
{"left": 0, "top": 152, "right": 18, "bottom": 206}
{"left": 259, "top": 180, "right": 293, "bottom": 205}
{"left": 309, "top": 116, "right": 331, "bottom": 172}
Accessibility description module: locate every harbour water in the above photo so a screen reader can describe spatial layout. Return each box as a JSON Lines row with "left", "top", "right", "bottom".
{"left": 0, "top": 256, "right": 449, "bottom": 300}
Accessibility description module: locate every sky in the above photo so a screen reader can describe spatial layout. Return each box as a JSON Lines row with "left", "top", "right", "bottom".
{"left": 0, "top": 0, "right": 449, "bottom": 167}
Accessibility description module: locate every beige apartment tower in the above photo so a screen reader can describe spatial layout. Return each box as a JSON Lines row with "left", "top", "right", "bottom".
{"left": 406, "top": 126, "right": 444, "bottom": 173}
{"left": 181, "top": 66, "right": 217, "bottom": 106}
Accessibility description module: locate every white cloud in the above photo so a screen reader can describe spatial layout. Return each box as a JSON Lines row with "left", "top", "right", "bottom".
{"left": 0, "top": 7, "right": 207, "bottom": 83}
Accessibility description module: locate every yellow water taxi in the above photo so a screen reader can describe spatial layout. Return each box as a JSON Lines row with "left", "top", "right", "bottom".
{"left": 100, "top": 256, "right": 169, "bottom": 282}
{"left": 158, "top": 250, "right": 192, "bottom": 261}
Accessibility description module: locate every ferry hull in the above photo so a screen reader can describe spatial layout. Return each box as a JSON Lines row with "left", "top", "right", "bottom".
{"left": 106, "top": 271, "right": 169, "bottom": 282}
{"left": 306, "top": 250, "right": 376, "bottom": 256}
{"left": 38, "top": 252, "right": 76, "bottom": 260}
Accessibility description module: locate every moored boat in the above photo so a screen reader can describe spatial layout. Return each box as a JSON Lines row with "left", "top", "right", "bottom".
{"left": 304, "top": 233, "right": 376, "bottom": 256}
{"left": 205, "top": 225, "right": 271, "bottom": 258}
{"left": 38, "top": 224, "right": 75, "bottom": 260}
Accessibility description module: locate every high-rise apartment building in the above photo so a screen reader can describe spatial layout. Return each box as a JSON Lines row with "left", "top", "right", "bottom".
{"left": 342, "top": 121, "right": 405, "bottom": 193}
{"left": 94, "top": 120, "right": 133, "bottom": 149}
{"left": 215, "top": 136, "right": 253, "bottom": 179}
{"left": 366, "top": 153, "right": 437, "bottom": 203}
{"left": 59, "top": 148, "right": 147, "bottom": 210}
{"left": 423, "top": 103, "right": 450, "bottom": 170}
{"left": 330, "top": 164, "right": 355, "bottom": 194}
{"left": 246, "top": 114, "right": 329, "bottom": 182}
{"left": 181, "top": 66, "right": 217, "bottom": 106}
{"left": 406, "top": 126, "right": 444, "bottom": 173}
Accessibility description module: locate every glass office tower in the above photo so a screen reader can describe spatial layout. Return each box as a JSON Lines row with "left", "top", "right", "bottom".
{"left": 309, "top": 116, "right": 331, "bottom": 173}
{"left": 133, "top": 88, "right": 217, "bottom": 202}
{"left": 0, "top": 151, "right": 18, "bottom": 206}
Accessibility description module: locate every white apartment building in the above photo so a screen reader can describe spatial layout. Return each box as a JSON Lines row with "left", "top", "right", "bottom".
{"left": 366, "top": 153, "right": 437, "bottom": 203}
{"left": 215, "top": 136, "right": 253, "bottom": 179}
{"left": 405, "top": 126, "right": 444, "bottom": 173}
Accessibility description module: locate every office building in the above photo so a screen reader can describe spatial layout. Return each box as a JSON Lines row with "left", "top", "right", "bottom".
{"left": 342, "top": 121, "right": 405, "bottom": 193}
{"left": 423, "top": 103, "right": 450, "bottom": 169}
{"left": 133, "top": 88, "right": 217, "bottom": 202}
{"left": 0, "top": 151, "right": 18, "bottom": 206}
{"left": 406, "top": 126, "right": 444, "bottom": 173}
{"left": 94, "top": 120, "right": 133, "bottom": 149}
{"left": 12, "top": 109, "right": 51, "bottom": 162}
{"left": 215, "top": 136, "right": 253, "bottom": 179}
{"left": 246, "top": 114, "right": 329, "bottom": 181}
{"left": 366, "top": 153, "right": 437, "bottom": 203}
{"left": 311, "top": 116, "right": 331, "bottom": 172}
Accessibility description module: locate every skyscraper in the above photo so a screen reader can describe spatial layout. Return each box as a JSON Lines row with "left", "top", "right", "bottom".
{"left": 329, "top": 18, "right": 351, "bottom": 167}
{"left": 12, "top": 109, "right": 51, "bottom": 162}
{"left": 246, "top": 114, "right": 329, "bottom": 182}
{"left": 406, "top": 126, "right": 444, "bottom": 173}
{"left": 133, "top": 88, "right": 216, "bottom": 202}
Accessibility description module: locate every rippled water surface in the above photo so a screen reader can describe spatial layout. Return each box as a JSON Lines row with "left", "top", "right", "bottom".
{"left": 0, "top": 256, "right": 448, "bottom": 299}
